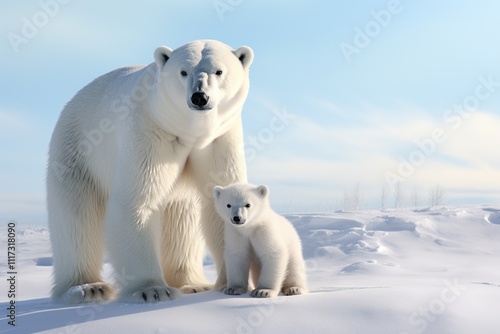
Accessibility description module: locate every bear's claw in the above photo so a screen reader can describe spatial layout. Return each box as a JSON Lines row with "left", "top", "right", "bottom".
{"left": 224, "top": 287, "right": 247, "bottom": 295}
{"left": 128, "top": 285, "right": 181, "bottom": 303}
{"left": 180, "top": 284, "right": 213, "bottom": 294}
{"left": 61, "top": 282, "right": 116, "bottom": 304}
{"left": 283, "top": 286, "right": 305, "bottom": 295}
{"left": 250, "top": 288, "right": 277, "bottom": 298}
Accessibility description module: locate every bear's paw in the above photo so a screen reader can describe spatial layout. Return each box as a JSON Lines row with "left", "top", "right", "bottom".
{"left": 250, "top": 288, "right": 278, "bottom": 298}
{"left": 127, "top": 285, "right": 182, "bottom": 303}
{"left": 223, "top": 287, "right": 247, "bottom": 295}
{"left": 180, "top": 284, "right": 213, "bottom": 294}
{"left": 282, "top": 286, "right": 306, "bottom": 296}
{"left": 60, "top": 282, "right": 116, "bottom": 304}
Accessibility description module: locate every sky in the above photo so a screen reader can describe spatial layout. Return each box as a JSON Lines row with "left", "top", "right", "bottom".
{"left": 1, "top": 0, "right": 500, "bottom": 224}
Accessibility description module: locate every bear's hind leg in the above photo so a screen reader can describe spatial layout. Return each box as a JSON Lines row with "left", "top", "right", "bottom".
{"left": 161, "top": 198, "right": 211, "bottom": 293}
{"left": 47, "top": 170, "right": 116, "bottom": 303}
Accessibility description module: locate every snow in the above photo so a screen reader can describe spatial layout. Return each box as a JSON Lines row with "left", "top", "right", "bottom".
{"left": 1, "top": 205, "right": 500, "bottom": 333}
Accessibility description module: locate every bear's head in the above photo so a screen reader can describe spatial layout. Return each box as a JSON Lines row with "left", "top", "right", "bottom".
{"left": 152, "top": 40, "right": 253, "bottom": 145}
{"left": 213, "top": 183, "right": 269, "bottom": 226}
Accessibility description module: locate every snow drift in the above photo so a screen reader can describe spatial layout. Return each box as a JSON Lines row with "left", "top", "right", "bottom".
{"left": 1, "top": 205, "right": 499, "bottom": 333}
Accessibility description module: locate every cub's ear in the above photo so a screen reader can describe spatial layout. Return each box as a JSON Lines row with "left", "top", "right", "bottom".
{"left": 154, "top": 46, "right": 173, "bottom": 70}
{"left": 256, "top": 185, "right": 269, "bottom": 198}
{"left": 233, "top": 46, "right": 254, "bottom": 70}
{"left": 213, "top": 186, "right": 224, "bottom": 199}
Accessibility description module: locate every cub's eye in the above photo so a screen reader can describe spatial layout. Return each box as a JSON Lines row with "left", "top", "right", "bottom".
{"left": 226, "top": 204, "right": 231, "bottom": 208}
{"left": 245, "top": 203, "right": 251, "bottom": 208}
{"left": 180, "top": 70, "right": 188, "bottom": 77}
{"left": 215, "top": 70, "right": 223, "bottom": 76}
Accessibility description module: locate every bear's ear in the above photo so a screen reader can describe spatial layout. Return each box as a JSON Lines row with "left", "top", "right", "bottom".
{"left": 213, "top": 186, "right": 224, "bottom": 199}
{"left": 233, "top": 46, "right": 254, "bottom": 70}
{"left": 154, "top": 46, "right": 173, "bottom": 70}
{"left": 256, "top": 185, "right": 269, "bottom": 198}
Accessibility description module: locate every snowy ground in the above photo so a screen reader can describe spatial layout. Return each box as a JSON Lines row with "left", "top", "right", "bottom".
{"left": 1, "top": 205, "right": 500, "bottom": 334}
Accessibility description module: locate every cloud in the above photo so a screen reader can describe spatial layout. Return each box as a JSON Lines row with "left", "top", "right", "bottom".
{"left": 0, "top": 109, "right": 32, "bottom": 133}
{"left": 404, "top": 111, "right": 500, "bottom": 192}
{"left": 247, "top": 105, "right": 500, "bottom": 210}
{"left": 247, "top": 101, "right": 440, "bottom": 167}
{"left": 439, "top": 111, "right": 500, "bottom": 168}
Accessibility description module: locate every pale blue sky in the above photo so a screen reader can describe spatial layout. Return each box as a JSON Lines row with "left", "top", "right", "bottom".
{"left": 1, "top": 0, "right": 500, "bottom": 224}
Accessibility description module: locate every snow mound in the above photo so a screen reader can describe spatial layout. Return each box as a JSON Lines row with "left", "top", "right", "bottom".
{"left": 483, "top": 208, "right": 500, "bottom": 225}
{"left": 340, "top": 260, "right": 399, "bottom": 275}
{"left": 365, "top": 215, "right": 417, "bottom": 232}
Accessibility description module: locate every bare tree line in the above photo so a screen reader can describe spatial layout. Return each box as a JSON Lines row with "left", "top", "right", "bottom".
{"left": 343, "top": 183, "right": 445, "bottom": 211}
{"left": 280, "top": 184, "right": 446, "bottom": 213}
{"left": 392, "top": 182, "right": 445, "bottom": 208}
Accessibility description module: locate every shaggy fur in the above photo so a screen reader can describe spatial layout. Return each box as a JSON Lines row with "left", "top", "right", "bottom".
{"left": 213, "top": 183, "right": 308, "bottom": 298}
{"left": 47, "top": 40, "right": 253, "bottom": 303}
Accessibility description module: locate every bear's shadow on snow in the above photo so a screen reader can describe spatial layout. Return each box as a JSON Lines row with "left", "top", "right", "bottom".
{"left": 7, "top": 291, "right": 230, "bottom": 333}
{"left": 33, "top": 257, "right": 53, "bottom": 266}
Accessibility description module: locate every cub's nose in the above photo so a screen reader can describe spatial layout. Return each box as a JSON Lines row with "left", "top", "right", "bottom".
{"left": 191, "top": 92, "right": 209, "bottom": 107}
{"left": 232, "top": 216, "right": 241, "bottom": 223}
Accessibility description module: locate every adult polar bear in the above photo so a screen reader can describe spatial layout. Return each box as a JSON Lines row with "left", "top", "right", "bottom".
{"left": 47, "top": 40, "right": 253, "bottom": 303}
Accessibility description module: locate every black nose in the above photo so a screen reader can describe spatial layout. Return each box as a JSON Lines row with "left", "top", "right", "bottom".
{"left": 191, "top": 92, "right": 209, "bottom": 107}
{"left": 233, "top": 216, "right": 240, "bottom": 223}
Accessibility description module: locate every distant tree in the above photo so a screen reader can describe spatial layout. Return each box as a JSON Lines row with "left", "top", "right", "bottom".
{"left": 393, "top": 181, "right": 404, "bottom": 208}
{"left": 410, "top": 187, "right": 420, "bottom": 207}
{"left": 343, "top": 183, "right": 363, "bottom": 211}
{"left": 429, "top": 185, "right": 445, "bottom": 206}
{"left": 380, "top": 186, "right": 387, "bottom": 210}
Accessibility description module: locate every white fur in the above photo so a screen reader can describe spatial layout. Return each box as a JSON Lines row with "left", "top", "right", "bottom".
{"left": 213, "top": 183, "right": 308, "bottom": 298}
{"left": 47, "top": 40, "right": 254, "bottom": 303}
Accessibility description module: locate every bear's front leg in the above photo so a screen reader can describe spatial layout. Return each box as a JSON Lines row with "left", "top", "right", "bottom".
{"left": 251, "top": 254, "right": 287, "bottom": 298}
{"left": 106, "top": 196, "right": 182, "bottom": 303}
{"left": 223, "top": 229, "right": 251, "bottom": 296}
{"left": 189, "top": 121, "right": 248, "bottom": 291}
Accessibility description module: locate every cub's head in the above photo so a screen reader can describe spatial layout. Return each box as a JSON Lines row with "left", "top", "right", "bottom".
{"left": 154, "top": 39, "right": 253, "bottom": 113}
{"left": 213, "top": 183, "right": 269, "bottom": 226}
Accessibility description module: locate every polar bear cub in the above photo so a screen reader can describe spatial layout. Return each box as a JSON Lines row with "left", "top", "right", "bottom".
{"left": 213, "top": 183, "right": 307, "bottom": 297}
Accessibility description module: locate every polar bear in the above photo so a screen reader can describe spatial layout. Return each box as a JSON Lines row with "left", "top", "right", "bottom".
{"left": 47, "top": 40, "right": 253, "bottom": 303}
{"left": 213, "top": 183, "right": 307, "bottom": 298}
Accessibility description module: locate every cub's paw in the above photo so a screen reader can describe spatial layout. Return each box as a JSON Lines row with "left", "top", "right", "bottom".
{"left": 283, "top": 286, "right": 307, "bottom": 296}
{"left": 61, "top": 282, "right": 116, "bottom": 304}
{"left": 223, "top": 287, "right": 247, "bottom": 295}
{"left": 180, "top": 284, "right": 213, "bottom": 294}
{"left": 250, "top": 288, "right": 278, "bottom": 298}
{"left": 126, "top": 285, "right": 182, "bottom": 303}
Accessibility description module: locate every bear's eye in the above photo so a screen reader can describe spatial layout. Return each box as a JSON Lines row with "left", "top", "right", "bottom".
{"left": 226, "top": 204, "right": 231, "bottom": 208}
{"left": 180, "top": 70, "right": 188, "bottom": 77}
{"left": 215, "top": 70, "right": 223, "bottom": 76}
{"left": 245, "top": 203, "right": 251, "bottom": 208}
